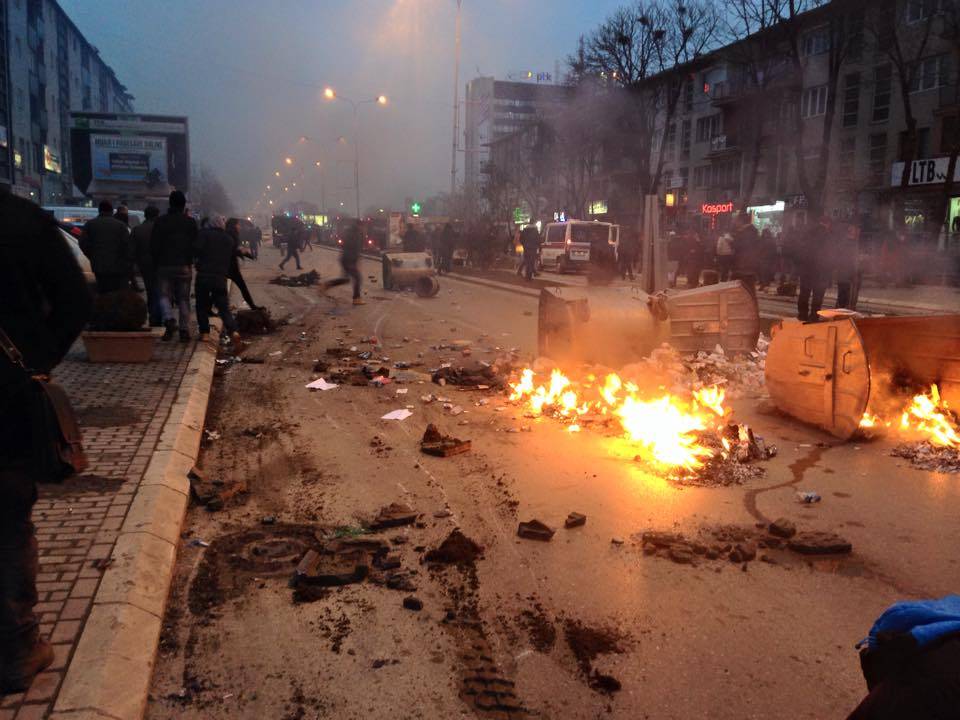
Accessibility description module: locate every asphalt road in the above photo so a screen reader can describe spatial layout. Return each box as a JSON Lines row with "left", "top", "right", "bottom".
{"left": 146, "top": 244, "right": 960, "bottom": 720}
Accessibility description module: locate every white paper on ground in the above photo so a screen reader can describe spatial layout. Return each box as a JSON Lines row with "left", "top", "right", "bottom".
{"left": 305, "top": 378, "right": 338, "bottom": 391}
{"left": 381, "top": 409, "right": 413, "bottom": 421}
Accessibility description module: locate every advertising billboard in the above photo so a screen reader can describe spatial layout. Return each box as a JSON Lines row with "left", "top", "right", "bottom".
{"left": 70, "top": 112, "right": 189, "bottom": 198}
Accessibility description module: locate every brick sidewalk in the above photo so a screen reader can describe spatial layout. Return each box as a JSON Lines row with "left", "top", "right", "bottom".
{"left": 1, "top": 339, "right": 195, "bottom": 720}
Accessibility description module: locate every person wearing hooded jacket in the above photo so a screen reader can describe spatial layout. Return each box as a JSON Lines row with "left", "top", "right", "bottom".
{"left": 194, "top": 215, "right": 240, "bottom": 343}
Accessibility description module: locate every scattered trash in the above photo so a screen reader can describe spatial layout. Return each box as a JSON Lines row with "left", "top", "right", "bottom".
{"left": 768, "top": 517, "right": 797, "bottom": 538}
{"left": 797, "top": 491, "right": 821, "bottom": 504}
{"left": 235, "top": 307, "right": 277, "bottom": 335}
{"left": 269, "top": 350, "right": 282, "bottom": 357}
{"left": 892, "top": 442, "right": 960, "bottom": 473}
{"left": 370, "top": 376, "right": 392, "bottom": 387}
{"left": 433, "top": 509, "right": 453, "bottom": 518}
{"left": 564, "top": 512, "right": 587, "bottom": 529}
{"left": 270, "top": 270, "right": 320, "bottom": 287}
{"left": 420, "top": 424, "right": 471, "bottom": 457}
{"left": 188, "top": 539, "right": 210, "bottom": 548}
{"left": 402, "top": 596, "right": 423, "bottom": 611}
{"left": 204, "top": 430, "right": 220, "bottom": 441}
{"left": 369, "top": 503, "right": 418, "bottom": 530}
{"left": 424, "top": 529, "right": 483, "bottom": 565}
{"left": 381, "top": 409, "right": 413, "bottom": 421}
{"left": 305, "top": 378, "right": 338, "bottom": 391}
{"left": 293, "top": 548, "right": 368, "bottom": 587}
{"left": 260, "top": 516, "right": 276, "bottom": 525}
{"left": 787, "top": 531, "right": 852, "bottom": 555}
{"left": 517, "top": 519, "right": 555, "bottom": 542}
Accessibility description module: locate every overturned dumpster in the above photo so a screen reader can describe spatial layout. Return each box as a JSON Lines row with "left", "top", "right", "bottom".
{"left": 382, "top": 252, "right": 439, "bottom": 297}
{"left": 765, "top": 315, "right": 960, "bottom": 439}
{"left": 538, "top": 281, "right": 760, "bottom": 366}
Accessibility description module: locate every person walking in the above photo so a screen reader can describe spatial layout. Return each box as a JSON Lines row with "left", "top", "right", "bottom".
{"left": 194, "top": 215, "right": 240, "bottom": 344}
{"left": 618, "top": 229, "right": 638, "bottom": 281}
{"left": 439, "top": 223, "right": 456, "bottom": 274}
{"left": 80, "top": 200, "right": 133, "bottom": 293}
{"left": 130, "top": 206, "right": 163, "bottom": 327}
{"left": 0, "top": 190, "right": 92, "bottom": 693}
{"left": 322, "top": 218, "right": 364, "bottom": 305}
{"left": 716, "top": 230, "right": 736, "bottom": 282}
{"left": 151, "top": 190, "right": 198, "bottom": 342}
{"left": 402, "top": 223, "right": 424, "bottom": 252}
{"left": 519, "top": 224, "right": 540, "bottom": 281}
{"left": 278, "top": 221, "right": 303, "bottom": 271}
{"left": 797, "top": 215, "right": 832, "bottom": 322}
{"left": 225, "top": 218, "right": 258, "bottom": 309}
{"left": 247, "top": 223, "right": 262, "bottom": 260}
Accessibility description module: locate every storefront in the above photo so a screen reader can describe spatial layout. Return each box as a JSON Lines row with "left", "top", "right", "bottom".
{"left": 745, "top": 200, "right": 785, "bottom": 234}
{"left": 890, "top": 157, "right": 960, "bottom": 252}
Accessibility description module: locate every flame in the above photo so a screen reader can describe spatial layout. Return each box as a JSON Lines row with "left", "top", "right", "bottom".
{"left": 860, "top": 385, "right": 960, "bottom": 448}
{"left": 508, "top": 368, "right": 729, "bottom": 472}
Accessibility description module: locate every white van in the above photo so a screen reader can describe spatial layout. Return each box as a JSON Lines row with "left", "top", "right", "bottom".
{"left": 539, "top": 220, "right": 620, "bottom": 273}
{"left": 45, "top": 205, "right": 144, "bottom": 228}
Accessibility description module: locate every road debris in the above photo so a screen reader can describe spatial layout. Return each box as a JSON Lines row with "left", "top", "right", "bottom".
{"left": 305, "top": 378, "right": 338, "bottom": 391}
{"left": 293, "top": 548, "right": 369, "bottom": 587}
{"left": 797, "top": 491, "right": 822, "bottom": 504}
{"left": 402, "top": 596, "right": 423, "bottom": 611}
{"left": 369, "top": 503, "right": 418, "bottom": 530}
{"left": 787, "top": 532, "right": 853, "bottom": 555}
{"left": 235, "top": 307, "right": 278, "bottom": 335}
{"left": 269, "top": 270, "right": 320, "bottom": 287}
{"left": 517, "top": 519, "right": 555, "bottom": 541}
{"left": 381, "top": 409, "right": 413, "bottom": 421}
{"left": 420, "top": 424, "right": 471, "bottom": 457}
{"left": 892, "top": 441, "right": 960, "bottom": 472}
{"left": 564, "top": 512, "right": 587, "bottom": 529}
{"left": 424, "top": 529, "right": 483, "bottom": 565}
{"left": 563, "top": 619, "right": 626, "bottom": 694}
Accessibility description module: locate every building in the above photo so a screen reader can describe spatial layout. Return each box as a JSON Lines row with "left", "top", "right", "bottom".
{"left": 1, "top": 0, "right": 133, "bottom": 204}
{"left": 463, "top": 76, "right": 571, "bottom": 200}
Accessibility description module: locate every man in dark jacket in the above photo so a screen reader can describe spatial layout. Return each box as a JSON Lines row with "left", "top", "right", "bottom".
{"left": 797, "top": 215, "right": 832, "bottom": 322}
{"left": 439, "top": 223, "right": 456, "bottom": 274}
{"left": 322, "top": 218, "right": 364, "bottom": 304}
{"left": 151, "top": 190, "right": 198, "bottom": 342}
{"left": 225, "top": 218, "right": 258, "bottom": 309}
{"left": 519, "top": 225, "right": 540, "bottom": 281}
{"left": 402, "top": 223, "right": 424, "bottom": 252}
{"left": 618, "top": 230, "right": 638, "bottom": 281}
{"left": 194, "top": 215, "right": 240, "bottom": 343}
{"left": 80, "top": 200, "right": 132, "bottom": 293}
{"left": 131, "top": 206, "right": 162, "bottom": 326}
{"left": 0, "top": 190, "right": 92, "bottom": 693}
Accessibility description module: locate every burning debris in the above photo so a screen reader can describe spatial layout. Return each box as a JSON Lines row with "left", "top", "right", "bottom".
{"left": 860, "top": 384, "right": 960, "bottom": 471}
{"left": 507, "top": 364, "right": 773, "bottom": 483}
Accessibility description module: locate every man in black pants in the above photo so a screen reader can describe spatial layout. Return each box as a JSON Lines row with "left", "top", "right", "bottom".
{"left": 278, "top": 221, "right": 303, "bottom": 272}
{"left": 322, "top": 218, "right": 364, "bottom": 305}
{"left": 194, "top": 215, "right": 240, "bottom": 344}
{"left": 225, "top": 218, "right": 258, "bottom": 309}
{"left": 80, "top": 199, "right": 132, "bottom": 293}
{"left": 0, "top": 190, "right": 92, "bottom": 693}
{"left": 797, "top": 215, "right": 832, "bottom": 322}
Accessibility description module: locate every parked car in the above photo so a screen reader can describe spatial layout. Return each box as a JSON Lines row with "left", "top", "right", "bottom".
{"left": 44, "top": 205, "right": 145, "bottom": 231}
{"left": 539, "top": 220, "right": 620, "bottom": 273}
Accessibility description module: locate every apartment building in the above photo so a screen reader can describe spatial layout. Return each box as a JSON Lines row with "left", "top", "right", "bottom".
{"left": 1, "top": 0, "right": 133, "bottom": 203}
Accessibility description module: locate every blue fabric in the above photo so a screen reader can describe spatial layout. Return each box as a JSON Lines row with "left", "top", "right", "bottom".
{"left": 866, "top": 595, "right": 960, "bottom": 649}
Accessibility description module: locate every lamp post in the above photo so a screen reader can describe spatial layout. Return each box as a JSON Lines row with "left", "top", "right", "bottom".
{"left": 451, "top": 0, "right": 463, "bottom": 198}
{"left": 323, "top": 88, "right": 387, "bottom": 219}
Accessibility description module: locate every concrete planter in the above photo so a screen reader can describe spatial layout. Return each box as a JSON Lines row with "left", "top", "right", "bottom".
{"left": 82, "top": 331, "right": 155, "bottom": 363}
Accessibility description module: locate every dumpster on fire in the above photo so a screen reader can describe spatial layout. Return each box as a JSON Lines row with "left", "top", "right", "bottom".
{"left": 537, "top": 280, "right": 759, "bottom": 367}
{"left": 765, "top": 315, "right": 960, "bottom": 439}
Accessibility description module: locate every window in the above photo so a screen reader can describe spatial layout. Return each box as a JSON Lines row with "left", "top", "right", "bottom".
{"left": 679, "top": 166, "right": 689, "bottom": 187}
{"left": 683, "top": 80, "right": 693, "bottom": 113}
{"left": 802, "top": 27, "right": 829, "bottom": 56}
{"left": 694, "top": 165, "right": 710, "bottom": 189}
{"left": 872, "top": 65, "right": 892, "bottom": 122}
{"left": 680, "top": 119, "right": 691, "bottom": 158}
{"left": 801, "top": 85, "right": 828, "bottom": 118}
{"left": 909, "top": 55, "right": 948, "bottom": 93}
{"left": 842, "top": 73, "right": 860, "bottom": 127}
{"left": 869, "top": 133, "right": 887, "bottom": 184}
{"left": 838, "top": 137, "right": 856, "bottom": 180}
{"left": 907, "top": 0, "right": 942, "bottom": 23}
{"left": 695, "top": 114, "right": 722, "bottom": 142}
{"left": 664, "top": 122, "right": 676, "bottom": 160}
{"left": 847, "top": 10, "right": 864, "bottom": 61}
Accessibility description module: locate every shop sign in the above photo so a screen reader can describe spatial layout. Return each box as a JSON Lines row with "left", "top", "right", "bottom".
{"left": 701, "top": 201, "right": 734, "bottom": 215}
{"left": 587, "top": 200, "right": 608, "bottom": 215}
{"left": 890, "top": 157, "right": 960, "bottom": 187}
{"left": 43, "top": 145, "right": 61, "bottom": 174}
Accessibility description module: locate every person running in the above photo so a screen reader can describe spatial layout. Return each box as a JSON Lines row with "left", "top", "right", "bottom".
{"left": 322, "top": 218, "right": 364, "bottom": 305}
{"left": 80, "top": 200, "right": 133, "bottom": 293}
{"left": 194, "top": 215, "right": 240, "bottom": 345}
{"left": 279, "top": 221, "right": 303, "bottom": 271}
{"left": 225, "top": 218, "right": 258, "bottom": 309}
{"left": 151, "top": 190, "right": 198, "bottom": 342}
{"left": 0, "top": 190, "right": 92, "bottom": 693}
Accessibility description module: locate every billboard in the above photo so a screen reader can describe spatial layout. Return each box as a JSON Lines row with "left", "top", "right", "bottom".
{"left": 70, "top": 112, "right": 189, "bottom": 198}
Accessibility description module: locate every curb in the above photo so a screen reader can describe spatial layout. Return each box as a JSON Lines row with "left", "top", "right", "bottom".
{"left": 49, "top": 333, "right": 219, "bottom": 720}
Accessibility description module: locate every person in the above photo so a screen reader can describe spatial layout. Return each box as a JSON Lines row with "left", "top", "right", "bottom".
{"left": 80, "top": 200, "right": 133, "bottom": 293}
{"left": 519, "top": 224, "right": 540, "bottom": 281}
{"left": 835, "top": 222, "right": 860, "bottom": 309}
{"left": 194, "top": 215, "right": 240, "bottom": 344}
{"left": 797, "top": 214, "right": 832, "bottom": 322}
{"left": 151, "top": 190, "right": 198, "bottom": 342}
{"left": 402, "top": 223, "right": 424, "bottom": 252}
{"left": 278, "top": 220, "right": 303, "bottom": 271}
{"left": 685, "top": 231, "right": 705, "bottom": 288}
{"left": 618, "top": 229, "right": 638, "bottom": 281}
{"left": 131, "top": 206, "right": 163, "bottom": 326}
{"left": 322, "top": 218, "right": 364, "bottom": 304}
{"left": 716, "top": 229, "right": 735, "bottom": 281}
{"left": 248, "top": 224, "right": 262, "bottom": 260}
{"left": 114, "top": 205, "right": 130, "bottom": 227}
{"left": 0, "top": 190, "right": 92, "bottom": 693}
{"left": 225, "top": 218, "right": 258, "bottom": 309}
{"left": 439, "top": 223, "right": 456, "bottom": 274}
{"left": 300, "top": 225, "right": 313, "bottom": 252}
{"left": 732, "top": 212, "right": 760, "bottom": 286}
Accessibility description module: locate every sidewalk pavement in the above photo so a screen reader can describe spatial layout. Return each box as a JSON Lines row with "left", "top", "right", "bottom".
{"left": 0, "top": 333, "right": 217, "bottom": 720}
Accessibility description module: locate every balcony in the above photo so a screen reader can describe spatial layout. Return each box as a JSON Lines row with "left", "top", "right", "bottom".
{"left": 706, "top": 134, "right": 740, "bottom": 158}
{"left": 711, "top": 81, "right": 744, "bottom": 107}
{"left": 937, "top": 83, "right": 960, "bottom": 112}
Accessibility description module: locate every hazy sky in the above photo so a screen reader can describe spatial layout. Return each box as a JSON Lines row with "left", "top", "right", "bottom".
{"left": 58, "top": 0, "right": 625, "bottom": 214}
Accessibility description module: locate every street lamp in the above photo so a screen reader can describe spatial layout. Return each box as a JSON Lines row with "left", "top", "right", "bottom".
{"left": 323, "top": 87, "right": 388, "bottom": 218}
{"left": 285, "top": 157, "right": 293, "bottom": 165}
{"left": 274, "top": 171, "right": 280, "bottom": 177}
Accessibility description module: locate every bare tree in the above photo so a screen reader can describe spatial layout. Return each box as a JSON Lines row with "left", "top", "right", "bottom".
{"left": 191, "top": 165, "right": 236, "bottom": 217}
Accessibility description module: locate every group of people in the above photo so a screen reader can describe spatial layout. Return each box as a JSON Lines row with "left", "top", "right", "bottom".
{"left": 80, "top": 190, "right": 258, "bottom": 344}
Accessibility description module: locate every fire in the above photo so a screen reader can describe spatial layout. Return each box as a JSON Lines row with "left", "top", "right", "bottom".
{"left": 508, "top": 367, "right": 730, "bottom": 472}
{"left": 860, "top": 385, "right": 960, "bottom": 448}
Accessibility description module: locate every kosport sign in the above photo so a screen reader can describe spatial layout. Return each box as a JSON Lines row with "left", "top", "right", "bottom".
{"left": 701, "top": 201, "right": 734, "bottom": 215}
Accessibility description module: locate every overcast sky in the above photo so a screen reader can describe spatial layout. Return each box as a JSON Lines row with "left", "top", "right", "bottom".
{"left": 58, "top": 0, "right": 625, "bottom": 213}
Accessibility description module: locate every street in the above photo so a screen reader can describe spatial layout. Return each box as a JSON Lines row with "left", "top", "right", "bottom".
{"left": 146, "top": 248, "right": 960, "bottom": 720}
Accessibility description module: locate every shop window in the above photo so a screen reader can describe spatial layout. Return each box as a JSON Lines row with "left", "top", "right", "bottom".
{"left": 842, "top": 73, "right": 860, "bottom": 127}
{"left": 869, "top": 132, "right": 887, "bottom": 185}
{"left": 872, "top": 65, "right": 892, "bottom": 122}
{"left": 801, "top": 85, "right": 828, "bottom": 118}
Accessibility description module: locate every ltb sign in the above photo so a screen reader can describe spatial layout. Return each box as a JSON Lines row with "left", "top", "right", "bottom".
{"left": 891, "top": 157, "right": 960, "bottom": 187}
